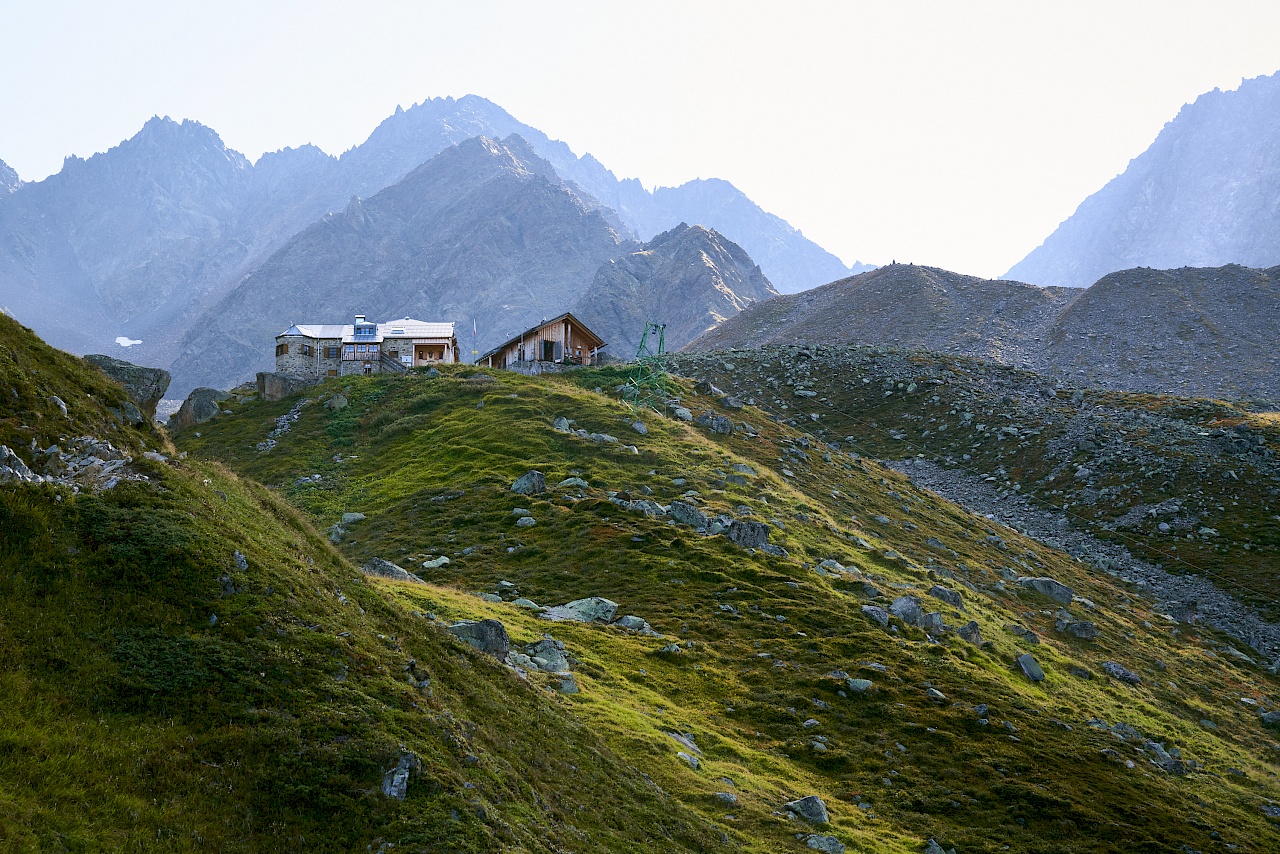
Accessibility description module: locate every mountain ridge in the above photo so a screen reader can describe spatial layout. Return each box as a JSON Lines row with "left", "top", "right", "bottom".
{"left": 687, "top": 261, "right": 1280, "bottom": 401}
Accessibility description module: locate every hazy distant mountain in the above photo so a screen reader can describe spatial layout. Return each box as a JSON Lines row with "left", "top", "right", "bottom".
{"left": 574, "top": 223, "right": 778, "bottom": 357}
{"left": 0, "top": 96, "right": 860, "bottom": 388}
{"left": 333, "top": 96, "right": 867, "bottom": 292}
{"left": 1008, "top": 72, "right": 1280, "bottom": 287}
{"left": 0, "top": 158, "right": 17, "bottom": 193}
{"left": 688, "top": 261, "right": 1280, "bottom": 401}
{"left": 170, "top": 135, "right": 631, "bottom": 391}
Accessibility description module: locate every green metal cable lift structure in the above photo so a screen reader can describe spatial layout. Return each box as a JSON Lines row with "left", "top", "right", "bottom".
{"left": 627, "top": 322, "right": 668, "bottom": 414}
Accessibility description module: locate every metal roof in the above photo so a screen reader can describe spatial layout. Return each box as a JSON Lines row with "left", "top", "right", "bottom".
{"left": 278, "top": 319, "right": 456, "bottom": 343}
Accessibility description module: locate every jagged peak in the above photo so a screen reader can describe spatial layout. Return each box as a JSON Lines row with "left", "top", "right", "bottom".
{"left": 0, "top": 157, "right": 19, "bottom": 193}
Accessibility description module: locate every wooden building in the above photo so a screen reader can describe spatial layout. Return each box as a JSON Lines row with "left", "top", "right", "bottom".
{"left": 477, "top": 312, "right": 606, "bottom": 370}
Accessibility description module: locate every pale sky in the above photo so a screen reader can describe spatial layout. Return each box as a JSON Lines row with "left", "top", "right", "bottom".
{"left": 2, "top": 1, "right": 1278, "bottom": 277}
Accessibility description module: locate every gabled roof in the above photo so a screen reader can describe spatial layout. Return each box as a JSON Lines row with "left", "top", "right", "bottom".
{"left": 477, "top": 312, "right": 606, "bottom": 363}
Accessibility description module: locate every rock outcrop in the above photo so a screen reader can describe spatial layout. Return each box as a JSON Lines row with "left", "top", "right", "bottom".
{"left": 256, "top": 371, "right": 316, "bottom": 402}
{"left": 169, "top": 387, "right": 230, "bottom": 430}
{"left": 84, "top": 354, "right": 171, "bottom": 419}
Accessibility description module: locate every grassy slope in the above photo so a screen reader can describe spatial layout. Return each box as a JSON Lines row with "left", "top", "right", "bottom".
{"left": 0, "top": 316, "right": 721, "bottom": 852}
{"left": 180, "top": 365, "right": 1280, "bottom": 853}
{"left": 669, "top": 346, "right": 1280, "bottom": 618}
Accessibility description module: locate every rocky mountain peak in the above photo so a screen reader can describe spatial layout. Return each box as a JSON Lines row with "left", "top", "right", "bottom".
{"left": 0, "top": 158, "right": 18, "bottom": 193}
{"left": 1008, "top": 71, "right": 1280, "bottom": 287}
{"left": 575, "top": 223, "right": 776, "bottom": 356}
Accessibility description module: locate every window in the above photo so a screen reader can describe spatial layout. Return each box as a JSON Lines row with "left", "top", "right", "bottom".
{"left": 325, "top": 346, "right": 340, "bottom": 359}
{"left": 301, "top": 344, "right": 312, "bottom": 356}
{"left": 370, "top": 345, "right": 379, "bottom": 355}
{"left": 276, "top": 343, "right": 288, "bottom": 356}
{"left": 344, "top": 344, "right": 354, "bottom": 355}
{"left": 327, "top": 369, "right": 338, "bottom": 377}
{"left": 357, "top": 344, "right": 367, "bottom": 353}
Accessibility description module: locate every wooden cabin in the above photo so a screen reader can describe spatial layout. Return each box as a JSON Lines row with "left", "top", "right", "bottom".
{"left": 477, "top": 312, "right": 605, "bottom": 371}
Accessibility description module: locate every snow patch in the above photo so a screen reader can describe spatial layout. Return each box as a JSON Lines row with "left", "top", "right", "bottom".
{"left": 115, "top": 336, "right": 142, "bottom": 347}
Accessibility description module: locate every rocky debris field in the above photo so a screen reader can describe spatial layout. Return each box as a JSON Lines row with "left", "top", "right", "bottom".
{"left": 669, "top": 343, "right": 1280, "bottom": 626}
{"left": 890, "top": 457, "right": 1280, "bottom": 661}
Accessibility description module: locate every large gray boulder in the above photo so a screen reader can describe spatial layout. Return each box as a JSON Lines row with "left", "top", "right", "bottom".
{"left": 1018, "top": 576, "right": 1074, "bottom": 604}
{"left": 783, "top": 795, "right": 830, "bottom": 824}
{"left": 668, "top": 500, "right": 708, "bottom": 528}
{"left": 85, "top": 354, "right": 171, "bottom": 419}
{"left": 256, "top": 371, "right": 316, "bottom": 403}
{"left": 168, "top": 387, "right": 230, "bottom": 430}
{"left": 511, "top": 470, "right": 547, "bottom": 495}
{"left": 360, "top": 557, "right": 424, "bottom": 584}
{"left": 447, "top": 619, "right": 511, "bottom": 659}
{"left": 540, "top": 597, "right": 618, "bottom": 623}
{"left": 889, "top": 595, "right": 923, "bottom": 627}
{"left": 726, "top": 519, "right": 770, "bottom": 548}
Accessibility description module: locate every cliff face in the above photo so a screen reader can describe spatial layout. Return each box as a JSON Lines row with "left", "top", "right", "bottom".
{"left": 1008, "top": 72, "right": 1280, "bottom": 287}
{"left": 170, "top": 135, "right": 630, "bottom": 391}
{"left": 687, "top": 261, "right": 1280, "bottom": 402}
{"left": 574, "top": 223, "right": 778, "bottom": 357}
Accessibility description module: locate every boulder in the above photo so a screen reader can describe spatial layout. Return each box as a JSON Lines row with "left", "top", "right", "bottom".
{"left": 928, "top": 584, "right": 965, "bottom": 610}
{"left": 381, "top": 752, "right": 421, "bottom": 800}
{"left": 889, "top": 595, "right": 923, "bottom": 626}
{"left": 324, "top": 394, "right": 348, "bottom": 412}
{"left": 861, "top": 605, "right": 890, "bottom": 628}
{"left": 541, "top": 597, "right": 618, "bottom": 623}
{"left": 447, "top": 619, "right": 511, "bottom": 659}
{"left": 668, "top": 500, "right": 708, "bottom": 529}
{"left": 845, "top": 678, "right": 874, "bottom": 693}
{"left": 1018, "top": 576, "right": 1074, "bottom": 604}
{"left": 1017, "top": 653, "right": 1046, "bottom": 682}
{"left": 726, "top": 519, "right": 770, "bottom": 548}
{"left": 783, "top": 795, "right": 830, "bottom": 825}
{"left": 0, "top": 445, "right": 40, "bottom": 485}
{"left": 255, "top": 371, "right": 316, "bottom": 403}
{"left": 84, "top": 354, "right": 171, "bottom": 419}
{"left": 958, "top": 621, "right": 983, "bottom": 644}
{"left": 169, "top": 387, "right": 230, "bottom": 430}
{"left": 360, "top": 558, "right": 424, "bottom": 584}
{"left": 1101, "top": 661, "right": 1142, "bottom": 685}
{"left": 528, "top": 636, "right": 570, "bottom": 671}
{"left": 511, "top": 470, "right": 547, "bottom": 495}
{"left": 807, "top": 835, "right": 846, "bottom": 854}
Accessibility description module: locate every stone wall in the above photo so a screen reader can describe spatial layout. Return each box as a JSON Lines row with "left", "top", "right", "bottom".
{"left": 275, "top": 335, "right": 342, "bottom": 379}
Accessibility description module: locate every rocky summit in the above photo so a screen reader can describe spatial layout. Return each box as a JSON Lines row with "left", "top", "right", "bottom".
{"left": 687, "top": 261, "right": 1280, "bottom": 402}
{"left": 1008, "top": 71, "right": 1280, "bottom": 288}
{"left": 575, "top": 222, "right": 778, "bottom": 356}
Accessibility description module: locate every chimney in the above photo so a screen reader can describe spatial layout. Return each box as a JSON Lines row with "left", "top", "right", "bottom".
{"left": 355, "top": 314, "right": 366, "bottom": 324}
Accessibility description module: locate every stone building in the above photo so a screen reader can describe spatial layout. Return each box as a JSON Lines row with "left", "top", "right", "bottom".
{"left": 477, "top": 313, "right": 605, "bottom": 372}
{"left": 274, "top": 315, "right": 458, "bottom": 380}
